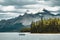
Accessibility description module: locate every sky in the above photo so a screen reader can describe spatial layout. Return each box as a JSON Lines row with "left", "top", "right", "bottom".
{"left": 0, "top": 0, "right": 60, "bottom": 20}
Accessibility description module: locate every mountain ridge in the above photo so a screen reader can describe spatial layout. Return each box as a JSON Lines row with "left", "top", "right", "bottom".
{"left": 0, "top": 9, "right": 60, "bottom": 32}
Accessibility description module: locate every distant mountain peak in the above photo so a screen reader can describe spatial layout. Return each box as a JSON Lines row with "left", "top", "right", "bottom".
{"left": 43, "top": 8, "right": 51, "bottom": 13}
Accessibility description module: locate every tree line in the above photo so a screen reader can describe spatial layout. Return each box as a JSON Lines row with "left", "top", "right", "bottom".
{"left": 21, "top": 18, "right": 60, "bottom": 33}
{"left": 31, "top": 18, "right": 60, "bottom": 33}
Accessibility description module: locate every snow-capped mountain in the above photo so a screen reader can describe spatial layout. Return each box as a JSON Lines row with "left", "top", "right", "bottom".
{"left": 0, "top": 9, "right": 60, "bottom": 32}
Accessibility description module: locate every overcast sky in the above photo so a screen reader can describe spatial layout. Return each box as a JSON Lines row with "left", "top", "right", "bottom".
{"left": 0, "top": 0, "right": 60, "bottom": 20}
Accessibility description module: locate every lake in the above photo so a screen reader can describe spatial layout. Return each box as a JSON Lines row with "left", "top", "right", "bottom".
{"left": 0, "top": 32, "right": 60, "bottom": 40}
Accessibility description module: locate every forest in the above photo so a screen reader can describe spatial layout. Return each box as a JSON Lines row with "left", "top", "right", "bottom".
{"left": 21, "top": 18, "right": 60, "bottom": 33}
{"left": 31, "top": 18, "right": 60, "bottom": 33}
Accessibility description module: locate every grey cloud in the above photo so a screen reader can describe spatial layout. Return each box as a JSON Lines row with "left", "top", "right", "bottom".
{"left": 0, "top": 10, "right": 6, "bottom": 13}
{"left": 44, "top": 0, "right": 60, "bottom": 6}
{"left": 15, "top": 5, "right": 36, "bottom": 9}
{"left": 0, "top": 0, "right": 60, "bottom": 20}
{"left": 0, "top": 10, "right": 24, "bottom": 13}
{"left": 52, "top": 0, "right": 60, "bottom": 6}
{"left": 0, "top": 0, "right": 37, "bottom": 6}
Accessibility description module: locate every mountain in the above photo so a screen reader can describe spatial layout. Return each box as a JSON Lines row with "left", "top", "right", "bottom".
{"left": 0, "top": 20, "right": 25, "bottom": 32}
{"left": 0, "top": 9, "right": 59, "bottom": 32}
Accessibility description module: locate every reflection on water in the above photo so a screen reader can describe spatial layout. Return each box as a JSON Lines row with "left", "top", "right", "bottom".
{"left": 20, "top": 33, "right": 60, "bottom": 40}
{"left": 0, "top": 33, "right": 60, "bottom": 40}
{"left": 0, "top": 32, "right": 19, "bottom": 40}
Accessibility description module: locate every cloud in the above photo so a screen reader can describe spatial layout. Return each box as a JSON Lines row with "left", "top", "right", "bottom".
{"left": 0, "top": 0, "right": 60, "bottom": 20}
{"left": 42, "top": 0, "right": 60, "bottom": 6}
{"left": 0, "top": 12, "right": 20, "bottom": 20}
{"left": 0, "top": 5, "right": 16, "bottom": 12}
{"left": 23, "top": 4, "right": 60, "bottom": 11}
{"left": 2, "top": 6, "right": 16, "bottom": 11}
{"left": 0, "top": 0, "right": 37, "bottom": 6}
{"left": 52, "top": 0, "right": 60, "bottom": 6}
{"left": 0, "top": 0, "right": 4, "bottom": 3}
{"left": 37, "top": 0, "right": 52, "bottom": 6}
{"left": 0, "top": 0, "right": 59, "bottom": 13}
{"left": 0, "top": 5, "right": 26, "bottom": 13}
